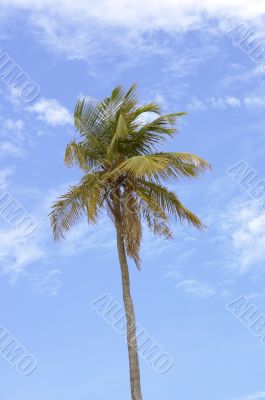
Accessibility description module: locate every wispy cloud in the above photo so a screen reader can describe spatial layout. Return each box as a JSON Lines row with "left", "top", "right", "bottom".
{"left": 208, "top": 96, "right": 241, "bottom": 110}
{"left": 0, "top": 167, "right": 14, "bottom": 186}
{"left": 220, "top": 64, "right": 265, "bottom": 89}
{"left": 1, "top": 0, "right": 265, "bottom": 76}
{"left": 187, "top": 97, "right": 208, "bottom": 112}
{"left": 243, "top": 95, "right": 265, "bottom": 108}
{"left": 0, "top": 182, "right": 116, "bottom": 294}
{"left": 25, "top": 268, "right": 62, "bottom": 297}
{"left": 187, "top": 94, "right": 265, "bottom": 112}
{"left": 229, "top": 391, "right": 265, "bottom": 400}
{"left": 0, "top": 227, "right": 45, "bottom": 276}
{"left": 175, "top": 279, "right": 216, "bottom": 298}
{"left": 2, "top": 0, "right": 265, "bottom": 34}
{"left": 0, "top": 141, "right": 24, "bottom": 158}
{"left": 0, "top": 116, "right": 27, "bottom": 158}
{"left": 3, "top": 118, "right": 24, "bottom": 132}
{"left": 220, "top": 201, "right": 265, "bottom": 272}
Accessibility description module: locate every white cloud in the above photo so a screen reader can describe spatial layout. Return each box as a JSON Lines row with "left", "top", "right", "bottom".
{"left": 208, "top": 96, "right": 241, "bottom": 109}
{"left": 0, "top": 117, "right": 26, "bottom": 158}
{"left": 0, "top": 117, "right": 25, "bottom": 139}
{"left": 4, "top": 120, "right": 26, "bottom": 143}
{"left": 229, "top": 391, "right": 265, "bottom": 400}
{"left": 226, "top": 96, "right": 241, "bottom": 107}
{"left": 28, "top": 98, "right": 72, "bottom": 126}
{"left": 0, "top": 228, "right": 45, "bottom": 275}
{"left": 175, "top": 279, "right": 216, "bottom": 298}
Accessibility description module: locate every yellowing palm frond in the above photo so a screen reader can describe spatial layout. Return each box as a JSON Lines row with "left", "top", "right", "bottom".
{"left": 50, "top": 173, "right": 105, "bottom": 240}
{"left": 64, "top": 141, "right": 102, "bottom": 171}
{"left": 138, "top": 180, "right": 205, "bottom": 230}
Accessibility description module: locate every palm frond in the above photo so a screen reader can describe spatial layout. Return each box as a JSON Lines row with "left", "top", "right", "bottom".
{"left": 133, "top": 102, "right": 161, "bottom": 120}
{"left": 119, "top": 113, "right": 186, "bottom": 156}
{"left": 121, "top": 192, "right": 142, "bottom": 269}
{"left": 64, "top": 141, "right": 98, "bottom": 171}
{"left": 141, "top": 201, "right": 172, "bottom": 239}
{"left": 112, "top": 152, "right": 210, "bottom": 182}
{"left": 50, "top": 173, "right": 105, "bottom": 240}
{"left": 138, "top": 180, "right": 205, "bottom": 229}
{"left": 107, "top": 112, "right": 129, "bottom": 157}
{"left": 51, "top": 84, "right": 211, "bottom": 270}
{"left": 50, "top": 184, "right": 86, "bottom": 241}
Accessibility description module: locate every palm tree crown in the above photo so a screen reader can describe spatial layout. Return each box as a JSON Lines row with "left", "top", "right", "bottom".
{"left": 50, "top": 84, "right": 210, "bottom": 268}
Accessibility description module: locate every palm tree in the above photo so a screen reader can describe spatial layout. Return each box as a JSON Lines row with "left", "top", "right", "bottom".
{"left": 50, "top": 84, "right": 210, "bottom": 400}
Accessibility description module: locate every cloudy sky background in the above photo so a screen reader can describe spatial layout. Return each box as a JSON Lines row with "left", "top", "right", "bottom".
{"left": 0, "top": 1, "right": 265, "bottom": 399}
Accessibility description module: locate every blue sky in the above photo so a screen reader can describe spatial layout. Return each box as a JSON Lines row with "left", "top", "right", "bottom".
{"left": 0, "top": 1, "right": 265, "bottom": 399}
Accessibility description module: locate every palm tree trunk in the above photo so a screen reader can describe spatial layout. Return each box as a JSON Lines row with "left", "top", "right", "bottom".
{"left": 114, "top": 209, "right": 143, "bottom": 400}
